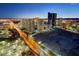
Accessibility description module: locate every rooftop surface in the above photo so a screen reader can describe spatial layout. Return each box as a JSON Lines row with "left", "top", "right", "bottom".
{"left": 33, "top": 28, "right": 79, "bottom": 56}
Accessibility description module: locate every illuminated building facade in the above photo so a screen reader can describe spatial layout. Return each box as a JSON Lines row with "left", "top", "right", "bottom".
{"left": 20, "top": 18, "right": 48, "bottom": 33}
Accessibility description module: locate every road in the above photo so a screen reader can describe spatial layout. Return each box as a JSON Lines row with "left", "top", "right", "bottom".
{"left": 8, "top": 20, "right": 52, "bottom": 56}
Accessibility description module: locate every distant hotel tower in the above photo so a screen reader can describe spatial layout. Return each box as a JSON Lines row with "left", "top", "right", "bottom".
{"left": 48, "top": 12, "right": 57, "bottom": 28}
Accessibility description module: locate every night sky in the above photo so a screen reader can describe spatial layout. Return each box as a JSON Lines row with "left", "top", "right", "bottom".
{"left": 0, "top": 3, "right": 79, "bottom": 18}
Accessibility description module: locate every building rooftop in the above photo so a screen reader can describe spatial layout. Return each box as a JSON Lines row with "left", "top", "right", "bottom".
{"left": 33, "top": 28, "right": 79, "bottom": 56}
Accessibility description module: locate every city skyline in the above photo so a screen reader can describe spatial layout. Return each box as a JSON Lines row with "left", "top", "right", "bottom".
{"left": 0, "top": 3, "right": 79, "bottom": 18}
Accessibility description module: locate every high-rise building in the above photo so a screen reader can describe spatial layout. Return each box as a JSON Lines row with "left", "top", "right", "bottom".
{"left": 19, "top": 18, "right": 34, "bottom": 32}
{"left": 33, "top": 18, "right": 44, "bottom": 32}
{"left": 48, "top": 12, "right": 57, "bottom": 28}
{"left": 52, "top": 13, "right": 57, "bottom": 27}
{"left": 19, "top": 18, "right": 49, "bottom": 33}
